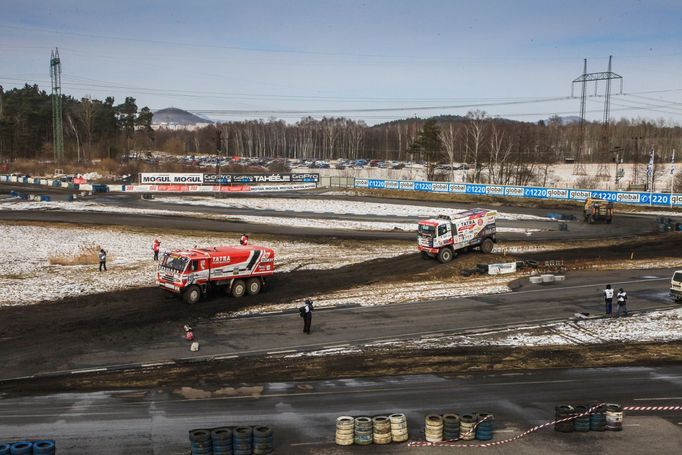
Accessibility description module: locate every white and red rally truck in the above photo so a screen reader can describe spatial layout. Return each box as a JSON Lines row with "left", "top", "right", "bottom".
{"left": 157, "top": 245, "right": 275, "bottom": 304}
{"left": 418, "top": 208, "right": 497, "bottom": 263}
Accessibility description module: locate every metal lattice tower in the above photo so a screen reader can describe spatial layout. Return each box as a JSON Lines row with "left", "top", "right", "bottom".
{"left": 572, "top": 56, "right": 623, "bottom": 179}
{"left": 50, "top": 48, "right": 64, "bottom": 163}
{"left": 572, "top": 59, "right": 588, "bottom": 176}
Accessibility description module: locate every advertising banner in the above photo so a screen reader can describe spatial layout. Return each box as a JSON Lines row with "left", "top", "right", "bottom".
{"left": 488, "top": 262, "right": 518, "bottom": 275}
{"left": 140, "top": 173, "right": 204, "bottom": 184}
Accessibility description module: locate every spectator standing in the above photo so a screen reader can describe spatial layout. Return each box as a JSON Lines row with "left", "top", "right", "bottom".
{"left": 616, "top": 288, "right": 628, "bottom": 318}
{"left": 300, "top": 299, "right": 313, "bottom": 334}
{"left": 603, "top": 284, "right": 614, "bottom": 316}
{"left": 98, "top": 248, "right": 107, "bottom": 272}
{"left": 240, "top": 234, "right": 249, "bottom": 246}
{"left": 152, "top": 239, "right": 161, "bottom": 261}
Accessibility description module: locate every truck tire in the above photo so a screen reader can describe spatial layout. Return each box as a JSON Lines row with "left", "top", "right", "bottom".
{"left": 246, "top": 278, "right": 262, "bottom": 295}
{"left": 437, "top": 247, "right": 454, "bottom": 263}
{"left": 481, "top": 238, "right": 494, "bottom": 254}
{"left": 231, "top": 279, "right": 246, "bottom": 298}
{"left": 184, "top": 285, "right": 201, "bottom": 305}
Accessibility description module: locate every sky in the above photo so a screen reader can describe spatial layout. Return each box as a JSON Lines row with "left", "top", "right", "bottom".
{"left": 2, "top": 0, "right": 682, "bottom": 125}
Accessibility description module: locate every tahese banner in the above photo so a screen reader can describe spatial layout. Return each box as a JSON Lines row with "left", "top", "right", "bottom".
{"left": 204, "top": 173, "right": 320, "bottom": 184}
{"left": 140, "top": 173, "right": 203, "bottom": 184}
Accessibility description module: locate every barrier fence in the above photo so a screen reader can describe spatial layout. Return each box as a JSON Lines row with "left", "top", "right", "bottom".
{"left": 354, "top": 178, "right": 682, "bottom": 207}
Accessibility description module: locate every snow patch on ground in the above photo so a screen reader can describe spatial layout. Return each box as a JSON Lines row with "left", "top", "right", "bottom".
{"left": 0, "top": 223, "right": 407, "bottom": 305}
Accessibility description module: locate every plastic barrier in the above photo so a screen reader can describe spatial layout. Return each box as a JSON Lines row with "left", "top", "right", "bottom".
{"left": 354, "top": 178, "right": 682, "bottom": 207}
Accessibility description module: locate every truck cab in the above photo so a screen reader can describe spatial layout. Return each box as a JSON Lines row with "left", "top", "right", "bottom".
{"left": 671, "top": 270, "right": 682, "bottom": 302}
{"left": 584, "top": 198, "right": 613, "bottom": 224}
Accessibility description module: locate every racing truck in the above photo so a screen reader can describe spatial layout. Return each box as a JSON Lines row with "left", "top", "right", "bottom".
{"left": 418, "top": 208, "right": 497, "bottom": 263}
{"left": 583, "top": 198, "right": 613, "bottom": 224}
{"left": 157, "top": 245, "right": 275, "bottom": 304}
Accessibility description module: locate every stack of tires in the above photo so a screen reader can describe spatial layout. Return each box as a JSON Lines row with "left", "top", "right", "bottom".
{"left": 589, "top": 404, "right": 607, "bottom": 431}
{"left": 573, "top": 406, "right": 590, "bottom": 432}
{"left": 30, "top": 441, "right": 56, "bottom": 455}
{"left": 554, "top": 405, "right": 575, "bottom": 432}
{"left": 211, "top": 427, "right": 233, "bottom": 454}
{"left": 372, "top": 416, "right": 392, "bottom": 445}
{"left": 189, "top": 429, "right": 212, "bottom": 455}
{"left": 442, "top": 414, "right": 460, "bottom": 441}
{"left": 459, "top": 414, "right": 477, "bottom": 441}
{"left": 252, "top": 426, "right": 274, "bottom": 454}
{"left": 474, "top": 414, "right": 494, "bottom": 441}
{"left": 335, "top": 416, "right": 355, "bottom": 446}
{"left": 424, "top": 415, "right": 443, "bottom": 443}
{"left": 232, "top": 427, "right": 253, "bottom": 455}
{"left": 353, "top": 417, "right": 373, "bottom": 446}
{"left": 9, "top": 442, "right": 33, "bottom": 455}
{"left": 606, "top": 404, "right": 624, "bottom": 431}
{"left": 389, "top": 413, "right": 409, "bottom": 442}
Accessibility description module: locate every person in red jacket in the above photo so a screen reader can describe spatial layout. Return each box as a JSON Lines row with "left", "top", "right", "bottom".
{"left": 152, "top": 239, "right": 160, "bottom": 261}
{"left": 240, "top": 234, "right": 249, "bottom": 246}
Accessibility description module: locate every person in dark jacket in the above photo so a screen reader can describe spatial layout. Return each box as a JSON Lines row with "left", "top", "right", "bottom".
{"left": 603, "top": 284, "right": 614, "bottom": 316}
{"left": 302, "top": 299, "right": 313, "bottom": 334}
{"left": 99, "top": 248, "right": 107, "bottom": 271}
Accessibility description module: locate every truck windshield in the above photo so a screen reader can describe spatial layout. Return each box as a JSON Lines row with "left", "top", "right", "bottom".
{"left": 418, "top": 224, "right": 435, "bottom": 235}
{"left": 673, "top": 272, "right": 682, "bottom": 282}
{"left": 162, "top": 254, "right": 189, "bottom": 272}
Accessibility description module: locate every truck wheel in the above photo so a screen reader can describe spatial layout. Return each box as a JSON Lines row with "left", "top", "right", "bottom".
{"left": 183, "top": 285, "right": 201, "bottom": 305}
{"left": 437, "top": 247, "right": 454, "bottom": 264}
{"left": 246, "top": 278, "right": 262, "bottom": 295}
{"left": 481, "top": 238, "right": 494, "bottom": 254}
{"left": 231, "top": 279, "right": 246, "bottom": 298}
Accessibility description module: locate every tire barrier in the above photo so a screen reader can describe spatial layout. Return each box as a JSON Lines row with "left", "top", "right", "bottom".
{"left": 606, "top": 404, "right": 624, "bottom": 431}
{"left": 354, "top": 416, "right": 373, "bottom": 445}
{"left": 424, "top": 414, "right": 443, "bottom": 443}
{"left": 573, "top": 406, "right": 590, "bottom": 432}
{"left": 589, "top": 404, "right": 607, "bottom": 431}
{"left": 475, "top": 414, "right": 494, "bottom": 441}
{"left": 189, "top": 429, "right": 212, "bottom": 455}
{"left": 554, "top": 405, "right": 575, "bottom": 432}
{"left": 211, "top": 427, "right": 233, "bottom": 455}
{"left": 252, "top": 426, "right": 273, "bottom": 455}
{"left": 389, "top": 413, "right": 409, "bottom": 442}
{"left": 335, "top": 416, "right": 355, "bottom": 446}
{"left": 529, "top": 276, "right": 543, "bottom": 284}
{"left": 442, "top": 413, "right": 460, "bottom": 441}
{"left": 233, "top": 427, "right": 253, "bottom": 455}
{"left": 372, "top": 416, "right": 392, "bottom": 445}
{"left": 541, "top": 274, "right": 555, "bottom": 283}
{"left": 9, "top": 442, "right": 32, "bottom": 455}
{"left": 459, "top": 414, "right": 477, "bottom": 441}
{"left": 0, "top": 444, "right": 8, "bottom": 455}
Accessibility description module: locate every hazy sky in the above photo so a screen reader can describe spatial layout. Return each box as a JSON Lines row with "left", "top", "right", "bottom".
{"left": 2, "top": 0, "right": 682, "bottom": 124}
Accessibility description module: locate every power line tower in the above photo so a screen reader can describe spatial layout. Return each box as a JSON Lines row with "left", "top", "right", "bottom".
{"left": 572, "top": 55, "right": 623, "bottom": 179}
{"left": 50, "top": 48, "right": 64, "bottom": 163}
{"left": 571, "top": 59, "right": 589, "bottom": 176}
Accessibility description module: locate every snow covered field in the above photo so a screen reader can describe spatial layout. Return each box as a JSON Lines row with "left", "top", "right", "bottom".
{"left": 0, "top": 198, "right": 551, "bottom": 232}
{"left": 0, "top": 223, "right": 407, "bottom": 306}
{"left": 151, "top": 196, "right": 550, "bottom": 221}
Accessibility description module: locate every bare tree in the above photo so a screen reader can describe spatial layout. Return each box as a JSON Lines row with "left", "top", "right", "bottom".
{"left": 487, "top": 124, "right": 513, "bottom": 184}
{"left": 465, "top": 110, "right": 487, "bottom": 183}
{"left": 439, "top": 122, "right": 460, "bottom": 181}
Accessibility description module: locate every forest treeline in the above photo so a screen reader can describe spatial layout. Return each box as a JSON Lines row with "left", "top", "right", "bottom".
{"left": 2, "top": 83, "right": 682, "bottom": 182}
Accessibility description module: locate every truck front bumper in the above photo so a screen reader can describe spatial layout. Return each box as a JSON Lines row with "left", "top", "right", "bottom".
{"left": 418, "top": 245, "right": 439, "bottom": 254}
{"left": 670, "top": 288, "right": 682, "bottom": 299}
{"left": 158, "top": 281, "right": 181, "bottom": 293}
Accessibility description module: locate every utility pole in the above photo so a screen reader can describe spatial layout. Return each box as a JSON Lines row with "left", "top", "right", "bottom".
{"left": 50, "top": 48, "right": 64, "bottom": 163}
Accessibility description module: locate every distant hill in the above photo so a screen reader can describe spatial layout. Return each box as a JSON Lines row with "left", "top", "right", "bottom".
{"left": 152, "top": 107, "right": 213, "bottom": 125}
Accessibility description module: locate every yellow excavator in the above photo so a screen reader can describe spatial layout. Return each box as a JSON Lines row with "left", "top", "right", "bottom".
{"left": 584, "top": 198, "right": 613, "bottom": 224}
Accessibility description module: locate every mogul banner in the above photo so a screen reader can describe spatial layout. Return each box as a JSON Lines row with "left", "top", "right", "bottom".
{"left": 139, "top": 173, "right": 204, "bottom": 184}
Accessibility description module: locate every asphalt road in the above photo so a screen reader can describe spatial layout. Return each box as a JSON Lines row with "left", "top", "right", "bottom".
{"left": 0, "top": 367, "right": 680, "bottom": 454}
{"left": 2, "top": 268, "right": 677, "bottom": 380}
